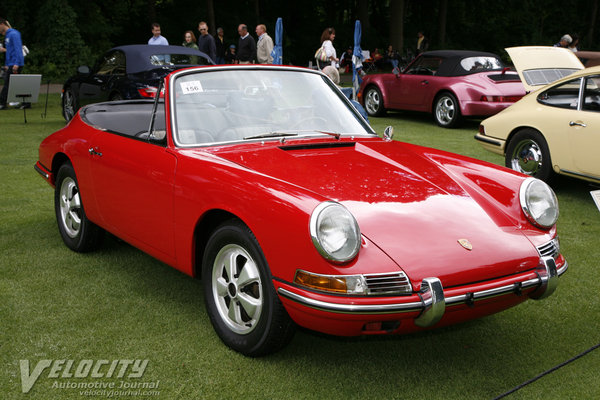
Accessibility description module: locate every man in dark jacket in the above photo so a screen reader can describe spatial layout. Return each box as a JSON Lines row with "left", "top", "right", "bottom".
{"left": 237, "top": 24, "right": 256, "bottom": 64}
{"left": 197, "top": 21, "right": 216, "bottom": 63}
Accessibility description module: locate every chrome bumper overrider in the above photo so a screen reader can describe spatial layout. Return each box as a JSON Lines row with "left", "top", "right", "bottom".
{"left": 277, "top": 257, "right": 567, "bottom": 327}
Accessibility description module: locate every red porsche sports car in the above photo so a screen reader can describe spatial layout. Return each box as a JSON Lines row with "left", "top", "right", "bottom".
{"left": 36, "top": 65, "right": 566, "bottom": 356}
{"left": 358, "top": 50, "right": 526, "bottom": 128}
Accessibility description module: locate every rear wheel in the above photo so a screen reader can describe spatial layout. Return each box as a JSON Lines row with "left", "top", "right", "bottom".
{"left": 54, "top": 163, "right": 103, "bottom": 252}
{"left": 505, "top": 129, "right": 555, "bottom": 183}
{"left": 433, "top": 93, "right": 461, "bottom": 128}
{"left": 364, "top": 86, "right": 386, "bottom": 117}
{"left": 202, "top": 219, "right": 295, "bottom": 356}
{"left": 62, "top": 88, "right": 77, "bottom": 121}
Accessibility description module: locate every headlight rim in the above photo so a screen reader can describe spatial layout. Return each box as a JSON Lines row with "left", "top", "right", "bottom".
{"left": 309, "top": 201, "right": 361, "bottom": 263}
{"left": 519, "top": 177, "right": 559, "bottom": 229}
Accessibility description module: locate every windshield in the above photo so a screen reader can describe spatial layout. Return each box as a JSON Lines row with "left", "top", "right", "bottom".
{"left": 459, "top": 56, "right": 503, "bottom": 72}
{"left": 171, "top": 68, "right": 372, "bottom": 146}
{"left": 149, "top": 53, "right": 210, "bottom": 66}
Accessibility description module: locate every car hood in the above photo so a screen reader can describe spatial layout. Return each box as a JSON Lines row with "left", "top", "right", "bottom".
{"left": 211, "top": 138, "right": 538, "bottom": 286}
{"left": 506, "top": 46, "right": 584, "bottom": 92}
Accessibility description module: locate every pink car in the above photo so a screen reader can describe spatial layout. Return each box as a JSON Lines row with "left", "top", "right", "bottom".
{"left": 358, "top": 50, "right": 526, "bottom": 128}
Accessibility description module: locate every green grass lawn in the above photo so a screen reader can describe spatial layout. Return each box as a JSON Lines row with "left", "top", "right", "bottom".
{"left": 1, "top": 97, "right": 599, "bottom": 399}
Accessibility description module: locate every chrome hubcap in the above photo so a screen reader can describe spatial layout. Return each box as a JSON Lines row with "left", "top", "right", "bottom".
{"left": 212, "top": 244, "right": 263, "bottom": 335}
{"left": 365, "top": 89, "right": 380, "bottom": 114}
{"left": 59, "top": 177, "right": 82, "bottom": 238}
{"left": 511, "top": 139, "right": 542, "bottom": 175}
{"left": 64, "top": 91, "right": 74, "bottom": 119}
{"left": 436, "top": 96, "right": 455, "bottom": 125}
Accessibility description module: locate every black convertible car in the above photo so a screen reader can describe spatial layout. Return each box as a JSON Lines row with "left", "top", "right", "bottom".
{"left": 62, "top": 45, "right": 213, "bottom": 121}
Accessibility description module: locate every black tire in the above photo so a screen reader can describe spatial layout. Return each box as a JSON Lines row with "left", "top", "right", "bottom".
{"left": 202, "top": 219, "right": 295, "bottom": 356}
{"left": 433, "top": 92, "right": 461, "bottom": 128}
{"left": 363, "top": 86, "right": 386, "bottom": 117}
{"left": 505, "top": 129, "right": 555, "bottom": 183}
{"left": 110, "top": 92, "right": 123, "bottom": 101}
{"left": 54, "top": 163, "right": 103, "bottom": 252}
{"left": 62, "top": 88, "right": 78, "bottom": 122}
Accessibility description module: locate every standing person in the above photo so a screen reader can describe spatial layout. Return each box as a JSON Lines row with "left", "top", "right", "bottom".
{"left": 224, "top": 44, "right": 238, "bottom": 64}
{"left": 237, "top": 24, "right": 256, "bottom": 64}
{"left": 182, "top": 30, "right": 198, "bottom": 49}
{"left": 553, "top": 34, "right": 572, "bottom": 48}
{"left": 214, "top": 27, "right": 226, "bottom": 64}
{"left": 416, "top": 31, "right": 428, "bottom": 55}
{"left": 0, "top": 17, "right": 27, "bottom": 110}
{"left": 255, "top": 24, "right": 273, "bottom": 64}
{"left": 197, "top": 22, "right": 216, "bottom": 63}
{"left": 182, "top": 30, "right": 199, "bottom": 64}
{"left": 148, "top": 23, "right": 168, "bottom": 45}
{"left": 318, "top": 27, "right": 338, "bottom": 70}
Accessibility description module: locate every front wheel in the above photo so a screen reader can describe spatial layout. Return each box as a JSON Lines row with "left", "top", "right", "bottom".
{"left": 202, "top": 219, "right": 295, "bottom": 356}
{"left": 364, "top": 86, "right": 386, "bottom": 117}
{"left": 54, "top": 163, "right": 103, "bottom": 252}
{"left": 433, "top": 93, "right": 461, "bottom": 128}
{"left": 505, "top": 129, "right": 554, "bottom": 183}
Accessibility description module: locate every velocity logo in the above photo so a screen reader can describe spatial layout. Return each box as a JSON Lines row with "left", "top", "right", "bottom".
{"left": 19, "top": 359, "right": 149, "bottom": 393}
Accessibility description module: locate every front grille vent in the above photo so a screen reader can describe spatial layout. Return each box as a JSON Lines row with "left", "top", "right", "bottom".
{"left": 537, "top": 238, "right": 560, "bottom": 259}
{"left": 364, "top": 272, "right": 412, "bottom": 295}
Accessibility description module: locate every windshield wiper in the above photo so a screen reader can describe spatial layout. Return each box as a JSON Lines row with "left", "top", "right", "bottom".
{"left": 244, "top": 132, "right": 299, "bottom": 140}
{"left": 244, "top": 129, "right": 343, "bottom": 140}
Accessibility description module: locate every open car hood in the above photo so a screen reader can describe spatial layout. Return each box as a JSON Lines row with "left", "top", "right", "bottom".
{"left": 506, "top": 46, "right": 584, "bottom": 92}
{"left": 211, "top": 139, "right": 538, "bottom": 286}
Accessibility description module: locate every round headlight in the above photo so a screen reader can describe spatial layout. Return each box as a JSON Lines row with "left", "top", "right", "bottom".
{"left": 519, "top": 178, "right": 559, "bottom": 229}
{"left": 310, "top": 202, "right": 361, "bottom": 263}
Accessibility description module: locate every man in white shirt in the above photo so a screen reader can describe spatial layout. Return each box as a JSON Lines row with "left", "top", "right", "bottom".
{"left": 148, "top": 23, "right": 169, "bottom": 45}
{"left": 255, "top": 24, "right": 273, "bottom": 64}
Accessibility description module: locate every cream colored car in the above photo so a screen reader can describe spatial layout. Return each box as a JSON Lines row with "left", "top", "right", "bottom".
{"left": 476, "top": 46, "right": 600, "bottom": 183}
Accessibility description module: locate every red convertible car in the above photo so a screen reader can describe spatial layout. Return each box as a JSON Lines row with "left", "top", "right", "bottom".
{"left": 36, "top": 65, "right": 566, "bottom": 356}
{"left": 358, "top": 50, "right": 526, "bottom": 127}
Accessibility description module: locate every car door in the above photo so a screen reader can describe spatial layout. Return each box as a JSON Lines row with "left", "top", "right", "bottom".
{"left": 389, "top": 55, "right": 442, "bottom": 110}
{"left": 88, "top": 109, "right": 177, "bottom": 264}
{"left": 567, "top": 75, "right": 600, "bottom": 178}
{"left": 78, "top": 50, "right": 126, "bottom": 106}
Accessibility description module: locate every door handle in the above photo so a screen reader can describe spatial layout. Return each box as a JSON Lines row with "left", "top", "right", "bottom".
{"left": 569, "top": 121, "right": 586, "bottom": 127}
{"left": 88, "top": 147, "right": 103, "bottom": 156}
{"left": 421, "top": 80, "right": 429, "bottom": 85}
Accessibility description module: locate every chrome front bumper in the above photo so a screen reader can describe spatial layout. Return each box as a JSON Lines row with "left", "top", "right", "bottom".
{"left": 278, "top": 257, "right": 566, "bottom": 328}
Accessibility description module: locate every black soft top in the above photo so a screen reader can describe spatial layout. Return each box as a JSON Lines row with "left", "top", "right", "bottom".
{"left": 110, "top": 45, "right": 213, "bottom": 74}
{"left": 418, "top": 50, "right": 506, "bottom": 77}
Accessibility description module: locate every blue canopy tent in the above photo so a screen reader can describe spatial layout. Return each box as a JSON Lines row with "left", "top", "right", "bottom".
{"left": 271, "top": 18, "right": 283, "bottom": 65}
{"left": 352, "top": 20, "right": 364, "bottom": 100}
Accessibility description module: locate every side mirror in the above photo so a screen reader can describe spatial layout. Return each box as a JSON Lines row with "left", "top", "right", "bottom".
{"left": 392, "top": 67, "right": 400, "bottom": 77}
{"left": 77, "top": 66, "right": 91, "bottom": 75}
{"left": 383, "top": 125, "right": 394, "bottom": 141}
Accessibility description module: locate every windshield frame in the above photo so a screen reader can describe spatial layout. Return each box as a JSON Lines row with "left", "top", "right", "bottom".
{"left": 167, "top": 66, "right": 376, "bottom": 148}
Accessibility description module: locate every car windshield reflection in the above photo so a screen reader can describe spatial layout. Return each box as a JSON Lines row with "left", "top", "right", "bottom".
{"left": 172, "top": 69, "right": 372, "bottom": 146}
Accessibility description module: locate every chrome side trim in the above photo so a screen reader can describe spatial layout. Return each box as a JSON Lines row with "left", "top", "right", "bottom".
{"left": 559, "top": 168, "right": 600, "bottom": 183}
{"left": 474, "top": 134, "right": 503, "bottom": 146}
{"left": 34, "top": 163, "right": 49, "bottom": 179}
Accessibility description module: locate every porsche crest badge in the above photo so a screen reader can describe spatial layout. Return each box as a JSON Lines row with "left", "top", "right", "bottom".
{"left": 458, "top": 239, "right": 473, "bottom": 251}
